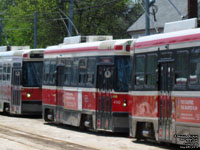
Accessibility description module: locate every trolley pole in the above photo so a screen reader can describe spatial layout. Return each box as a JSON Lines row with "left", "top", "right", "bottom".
{"left": 68, "top": 0, "right": 74, "bottom": 37}
{"left": 145, "top": 0, "right": 150, "bottom": 35}
{"left": 34, "top": 11, "right": 37, "bottom": 48}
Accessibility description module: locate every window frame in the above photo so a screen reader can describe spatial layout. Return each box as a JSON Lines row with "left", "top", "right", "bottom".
{"left": 134, "top": 55, "right": 146, "bottom": 90}
{"left": 145, "top": 53, "right": 158, "bottom": 90}
{"left": 173, "top": 50, "right": 189, "bottom": 90}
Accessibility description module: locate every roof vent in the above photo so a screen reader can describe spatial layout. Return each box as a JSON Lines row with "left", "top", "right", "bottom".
{"left": 63, "top": 35, "right": 113, "bottom": 44}
{"left": 164, "top": 18, "right": 197, "bottom": 33}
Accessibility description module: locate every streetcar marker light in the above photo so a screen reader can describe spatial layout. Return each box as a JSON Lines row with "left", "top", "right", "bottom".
{"left": 23, "top": 54, "right": 28, "bottom": 58}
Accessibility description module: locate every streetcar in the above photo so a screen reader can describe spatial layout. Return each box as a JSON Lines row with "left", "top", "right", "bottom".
{"left": 0, "top": 48, "right": 44, "bottom": 115}
{"left": 129, "top": 18, "right": 200, "bottom": 145}
{"left": 42, "top": 36, "right": 133, "bottom": 132}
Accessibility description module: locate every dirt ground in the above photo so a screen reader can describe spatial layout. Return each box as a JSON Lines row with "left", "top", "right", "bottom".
{"left": 0, "top": 115, "right": 178, "bottom": 150}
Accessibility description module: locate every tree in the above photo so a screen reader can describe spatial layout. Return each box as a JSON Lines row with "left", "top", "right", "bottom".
{"left": 73, "top": 0, "right": 142, "bottom": 39}
{"left": 0, "top": 0, "right": 142, "bottom": 48}
{"left": 0, "top": 0, "right": 66, "bottom": 48}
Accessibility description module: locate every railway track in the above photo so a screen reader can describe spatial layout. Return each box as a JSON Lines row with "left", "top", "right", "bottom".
{"left": 0, "top": 124, "right": 97, "bottom": 150}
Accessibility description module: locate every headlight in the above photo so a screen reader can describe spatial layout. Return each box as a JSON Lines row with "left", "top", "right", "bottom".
{"left": 123, "top": 99, "right": 127, "bottom": 107}
{"left": 27, "top": 93, "right": 31, "bottom": 98}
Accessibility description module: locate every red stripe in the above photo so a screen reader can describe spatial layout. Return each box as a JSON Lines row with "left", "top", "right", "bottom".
{"left": 114, "top": 45, "right": 123, "bottom": 50}
{"left": 45, "top": 45, "right": 123, "bottom": 55}
{"left": 135, "top": 33, "right": 200, "bottom": 49}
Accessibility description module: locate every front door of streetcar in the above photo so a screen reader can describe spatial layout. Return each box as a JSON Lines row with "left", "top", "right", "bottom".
{"left": 11, "top": 68, "right": 22, "bottom": 114}
{"left": 96, "top": 65, "right": 115, "bottom": 131}
{"left": 56, "top": 64, "right": 65, "bottom": 123}
{"left": 158, "top": 60, "right": 174, "bottom": 142}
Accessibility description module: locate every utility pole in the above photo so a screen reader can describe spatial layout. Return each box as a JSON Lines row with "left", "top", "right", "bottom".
{"left": 145, "top": 0, "right": 150, "bottom": 35}
{"left": 68, "top": 0, "right": 74, "bottom": 37}
{"left": 34, "top": 11, "right": 37, "bottom": 48}
{"left": 188, "top": 0, "right": 198, "bottom": 18}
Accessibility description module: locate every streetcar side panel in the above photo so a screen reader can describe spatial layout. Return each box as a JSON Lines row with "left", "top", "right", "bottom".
{"left": 129, "top": 27, "right": 200, "bottom": 145}
{"left": 42, "top": 39, "right": 133, "bottom": 132}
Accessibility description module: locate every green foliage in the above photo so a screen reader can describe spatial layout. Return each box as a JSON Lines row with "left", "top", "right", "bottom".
{"left": 0, "top": 0, "right": 142, "bottom": 48}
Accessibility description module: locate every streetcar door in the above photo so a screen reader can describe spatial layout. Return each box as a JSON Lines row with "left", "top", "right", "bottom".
{"left": 96, "top": 65, "right": 115, "bottom": 131}
{"left": 158, "top": 60, "right": 173, "bottom": 142}
{"left": 11, "top": 68, "right": 22, "bottom": 114}
{"left": 55, "top": 64, "right": 65, "bottom": 123}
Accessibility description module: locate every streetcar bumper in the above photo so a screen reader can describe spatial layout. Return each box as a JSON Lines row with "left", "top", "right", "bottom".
{"left": 112, "top": 112, "right": 129, "bottom": 133}
{"left": 21, "top": 100, "right": 42, "bottom": 115}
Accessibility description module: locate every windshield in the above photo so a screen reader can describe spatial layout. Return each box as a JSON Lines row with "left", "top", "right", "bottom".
{"left": 115, "top": 56, "right": 130, "bottom": 92}
{"left": 22, "top": 61, "right": 43, "bottom": 87}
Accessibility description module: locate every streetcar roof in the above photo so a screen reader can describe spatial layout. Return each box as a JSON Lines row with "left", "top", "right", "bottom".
{"left": 134, "top": 28, "right": 200, "bottom": 49}
{"left": 45, "top": 39, "right": 134, "bottom": 55}
{"left": 0, "top": 48, "right": 44, "bottom": 58}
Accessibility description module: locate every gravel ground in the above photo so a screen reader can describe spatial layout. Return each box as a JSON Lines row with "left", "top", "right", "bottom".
{"left": 0, "top": 114, "right": 178, "bottom": 150}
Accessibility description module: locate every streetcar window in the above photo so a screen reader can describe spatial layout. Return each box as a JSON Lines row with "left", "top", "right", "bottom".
{"left": 71, "top": 59, "right": 79, "bottom": 86}
{"left": 146, "top": 54, "right": 157, "bottom": 88}
{"left": 79, "top": 58, "right": 87, "bottom": 86}
{"left": 7, "top": 65, "right": 11, "bottom": 81}
{"left": 115, "top": 56, "right": 130, "bottom": 92}
{"left": 64, "top": 59, "right": 72, "bottom": 86}
{"left": 174, "top": 51, "right": 188, "bottom": 88}
{"left": 22, "top": 61, "right": 43, "bottom": 87}
{"left": 43, "top": 61, "right": 50, "bottom": 85}
{"left": 3, "top": 65, "right": 6, "bottom": 81}
{"left": 86, "top": 58, "right": 96, "bottom": 87}
{"left": 7, "top": 74, "right": 10, "bottom": 81}
{"left": 3, "top": 65, "right": 6, "bottom": 73}
{"left": 49, "top": 61, "right": 56, "bottom": 85}
{"left": 189, "top": 48, "right": 200, "bottom": 88}
{"left": 0, "top": 65, "right": 2, "bottom": 80}
{"left": 3, "top": 74, "right": 6, "bottom": 81}
{"left": 135, "top": 55, "right": 145, "bottom": 88}
{"left": 7, "top": 65, "right": 11, "bottom": 73}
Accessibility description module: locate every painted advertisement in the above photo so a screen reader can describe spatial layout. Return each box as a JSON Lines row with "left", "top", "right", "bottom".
{"left": 63, "top": 90, "right": 82, "bottom": 111}
{"left": 176, "top": 97, "right": 200, "bottom": 123}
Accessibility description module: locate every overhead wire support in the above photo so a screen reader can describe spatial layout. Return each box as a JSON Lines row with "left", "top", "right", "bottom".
{"left": 58, "top": 8, "right": 79, "bottom": 36}
{"left": 167, "top": 0, "right": 184, "bottom": 19}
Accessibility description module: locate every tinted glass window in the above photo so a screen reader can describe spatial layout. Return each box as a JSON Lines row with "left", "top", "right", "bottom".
{"left": 135, "top": 55, "right": 145, "bottom": 86}
{"left": 64, "top": 59, "right": 72, "bottom": 86}
{"left": 115, "top": 56, "right": 130, "bottom": 92}
{"left": 86, "top": 58, "right": 96, "bottom": 87}
{"left": 50, "top": 61, "right": 56, "bottom": 85}
{"left": 79, "top": 58, "right": 87, "bottom": 86}
{"left": 22, "top": 61, "right": 43, "bottom": 87}
{"left": 146, "top": 54, "right": 157, "bottom": 88}
{"left": 0, "top": 65, "right": 2, "bottom": 80}
{"left": 175, "top": 51, "right": 188, "bottom": 87}
{"left": 43, "top": 61, "right": 50, "bottom": 85}
{"left": 189, "top": 48, "right": 200, "bottom": 87}
{"left": 71, "top": 59, "right": 78, "bottom": 85}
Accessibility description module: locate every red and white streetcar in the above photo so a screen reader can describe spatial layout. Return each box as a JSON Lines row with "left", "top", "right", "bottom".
{"left": 42, "top": 36, "right": 133, "bottom": 132}
{"left": 129, "top": 19, "right": 200, "bottom": 145}
{"left": 0, "top": 47, "right": 43, "bottom": 115}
